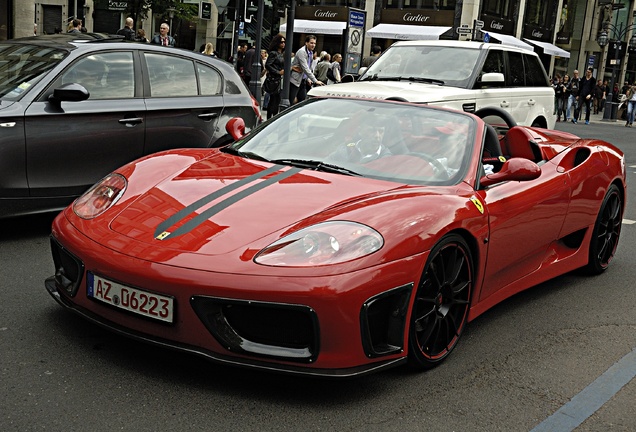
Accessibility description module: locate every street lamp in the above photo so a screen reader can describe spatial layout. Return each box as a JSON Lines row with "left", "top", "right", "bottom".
{"left": 167, "top": 7, "right": 176, "bottom": 37}
{"left": 597, "top": 21, "right": 636, "bottom": 120}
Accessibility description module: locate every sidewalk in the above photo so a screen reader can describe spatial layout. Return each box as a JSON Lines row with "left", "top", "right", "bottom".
{"left": 558, "top": 111, "right": 626, "bottom": 126}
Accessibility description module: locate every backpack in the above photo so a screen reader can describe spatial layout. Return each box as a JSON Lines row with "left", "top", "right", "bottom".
{"left": 327, "top": 65, "right": 336, "bottom": 82}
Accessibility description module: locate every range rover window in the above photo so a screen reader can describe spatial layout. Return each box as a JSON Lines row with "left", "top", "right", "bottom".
{"left": 523, "top": 54, "right": 549, "bottom": 87}
{"left": 507, "top": 51, "right": 525, "bottom": 86}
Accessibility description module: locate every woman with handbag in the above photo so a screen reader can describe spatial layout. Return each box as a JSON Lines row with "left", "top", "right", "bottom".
{"left": 264, "top": 34, "right": 286, "bottom": 119}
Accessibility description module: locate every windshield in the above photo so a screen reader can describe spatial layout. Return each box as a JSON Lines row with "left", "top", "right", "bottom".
{"left": 0, "top": 43, "right": 68, "bottom": 101}
{"left": 227, "top": 98, "right": 476, "bottom": 186}
{"left": 360, "top": 45, "right": 481, "bottom": 88}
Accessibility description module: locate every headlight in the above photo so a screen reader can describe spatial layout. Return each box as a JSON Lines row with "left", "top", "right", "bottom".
{"left": 73, "top": 173, "right": 127, "bottom": 219}
{"left": 254, "top": 221, "right": 383, "bottom": 267}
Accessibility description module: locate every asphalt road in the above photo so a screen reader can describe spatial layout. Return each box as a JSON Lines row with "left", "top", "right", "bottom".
{"left": 1, "top": 115, "right": 635, "bottom": 431}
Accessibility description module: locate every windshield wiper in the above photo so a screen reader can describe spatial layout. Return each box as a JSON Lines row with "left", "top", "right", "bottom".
{"left": 223, "top": 147, "right": 270, "bottom": 162}
{"left": 270, "top": 159, "right": 361, "bottom": 176}
{"left": 361, "top": 74, "right": 444, "bottom": 85}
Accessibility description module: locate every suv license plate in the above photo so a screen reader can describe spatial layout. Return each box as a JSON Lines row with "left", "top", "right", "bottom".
{"left": 87, "top": 273, "right": 174, "bottom": 323}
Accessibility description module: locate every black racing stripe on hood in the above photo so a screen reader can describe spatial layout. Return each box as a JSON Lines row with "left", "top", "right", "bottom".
{"left": 154, "top": 164, "right": 285, "bottom": 239}
{"left": 159, "top": 167, "right": 302, "bottom": 240}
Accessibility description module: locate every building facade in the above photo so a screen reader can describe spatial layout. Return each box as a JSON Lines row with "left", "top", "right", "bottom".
{"left": 3, "top": 1, "right": 635, "bottom": 87}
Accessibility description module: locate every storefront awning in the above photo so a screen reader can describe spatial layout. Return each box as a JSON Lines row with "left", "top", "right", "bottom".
{"left": 523, "top": 38, "right": 571, "bottom": 58}
{"left": 366, "top": 24, "right": 450, "bottom": 41}
{"left": 279, "top": 19, "right": 346, "bottom": 36}
{"left": 484, "top": 32, "right": 534, "bottom": 51}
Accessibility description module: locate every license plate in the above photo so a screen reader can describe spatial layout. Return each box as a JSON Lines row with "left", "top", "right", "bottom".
{"left": 87, "top": 273, "right": 174, "bottom": 323}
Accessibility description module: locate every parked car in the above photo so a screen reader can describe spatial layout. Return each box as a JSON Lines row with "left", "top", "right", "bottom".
{"left": 309, "top": 40, "right": 555, "bottom": 129}
{"left": 45, "top": 97, "right": 624, "bottom": 377}
{"left": 0, "top": 33, "right": 260, "bottom": 218}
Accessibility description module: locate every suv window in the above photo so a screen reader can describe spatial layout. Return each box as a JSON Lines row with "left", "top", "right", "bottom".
{"left": 61, "top": 52, "right": 134, "bottom": 99}
{"left": 523, "top": 54, "right": 548, "bottom": 87}
{"left": 507, "top": 51, "right": 525, "bottom": 87}
{"left": 145, "top": 53, "right": 197, "bottom": 97}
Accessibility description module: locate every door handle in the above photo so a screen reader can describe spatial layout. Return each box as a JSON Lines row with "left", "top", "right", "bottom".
{"left": 527, "top": 99, "right": 536, "bottom": 106}
{"left": 198, "top": 112, "right": 219, "bottom": 120}
{"left": 500, "top": 101, "right": 510, "bottom": 108}
{"left": 118, "top": 117, "right": 143, "bottom": 127}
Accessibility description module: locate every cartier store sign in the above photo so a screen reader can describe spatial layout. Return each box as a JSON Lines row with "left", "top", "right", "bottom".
{"left": 295, "top": 6, "right": 349, "bottom": 22}
{"left": 380, "top": 9, "right": 454, "bottom": 26}
{"left": 479, "top": 13, "right": 514, "bottom": 35}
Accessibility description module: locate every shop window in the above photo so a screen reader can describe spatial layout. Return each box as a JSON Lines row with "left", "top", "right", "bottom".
{"left": 481, "top": 0, "right": 512, "bottom": 19}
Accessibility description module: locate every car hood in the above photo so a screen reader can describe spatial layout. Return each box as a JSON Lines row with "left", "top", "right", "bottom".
{"left": 308, "top": 81, "right": 470, "bottom": 103}
{"left": 110, "top": 152, "right": 402, "bottom": 256}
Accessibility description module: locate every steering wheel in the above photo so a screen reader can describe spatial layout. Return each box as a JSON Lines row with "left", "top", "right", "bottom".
{"left": 407, "top": 152, "right": 450, "bottom": 179}
{"left": 474, "top": 107, "right": 517, "bottom": 130}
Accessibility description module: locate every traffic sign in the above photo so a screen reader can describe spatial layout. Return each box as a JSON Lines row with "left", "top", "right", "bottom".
{"left": 474, "top": 20, "right": 484, "bottom": 28}
{"left": 456, "top": 26, "right": 472, "bottom": 35}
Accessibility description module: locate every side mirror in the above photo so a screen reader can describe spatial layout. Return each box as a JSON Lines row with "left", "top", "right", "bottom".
{"left": 341, "top": 74, "right": 355, "bottom": 83}
{"left": 48, "top": 83, "right": 90, "bottom": 105}
{"left": 480, "top": 72, "right": 505, "bottom": 83}
{"left": 226, "top": 117, "right": 246, "bottom": 141}
{"left": 480, "top": 157, "right": 540, "bottom": 188}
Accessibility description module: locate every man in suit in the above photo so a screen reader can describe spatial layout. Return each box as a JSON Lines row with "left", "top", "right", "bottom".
{"left": 289, "top": 35, "right": 325, "bottom": 105}
{"left": 151, "top": 23, "right": 175, "bottom": 47}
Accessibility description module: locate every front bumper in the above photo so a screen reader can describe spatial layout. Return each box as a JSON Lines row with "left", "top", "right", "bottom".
{"left": 46, "top": 213, "right": 426, "bottom": 377}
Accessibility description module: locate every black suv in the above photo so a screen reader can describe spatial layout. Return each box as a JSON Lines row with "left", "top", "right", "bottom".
{"left": 0, "top": 33, "right": 261, "bottom": 218}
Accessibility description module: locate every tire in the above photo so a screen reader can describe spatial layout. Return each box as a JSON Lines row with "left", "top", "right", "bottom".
{"left": 584, "top": 184, "right": 623, "bottom": 275}
{"left": 408, "top": 234, "right": 473, "bottom": 369}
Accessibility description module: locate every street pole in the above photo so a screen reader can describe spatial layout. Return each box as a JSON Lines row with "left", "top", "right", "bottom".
{"left": 249, "top": 0, "right": 264, "bottom": 104}
{"left": 602, "top": 41, "right": 620, "bottom": 121}
{"left": 279, "top": 0, "right": 295, "bottom": 111}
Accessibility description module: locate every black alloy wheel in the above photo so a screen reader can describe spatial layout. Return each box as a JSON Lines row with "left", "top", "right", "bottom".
{"left": 408, "top": 234, "right": 473, "bottom": 369}
{"left": 585, "top": 184, "right": 623, "bottom": 275}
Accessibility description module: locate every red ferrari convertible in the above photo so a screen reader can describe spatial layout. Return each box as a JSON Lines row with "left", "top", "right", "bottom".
{"left": 46, "top": 98, "right": 626, "bottom": 377}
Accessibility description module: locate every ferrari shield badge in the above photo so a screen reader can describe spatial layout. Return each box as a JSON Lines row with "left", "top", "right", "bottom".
{"left": 470, "top": 196, "right": 484, "bottom": 214}
{"left": 156, "top": 231, "right": 171, "bottom": 240}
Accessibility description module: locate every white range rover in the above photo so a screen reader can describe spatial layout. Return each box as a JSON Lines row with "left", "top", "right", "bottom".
{"left": 309, "top": 40, "right": 555, "bottom": 129}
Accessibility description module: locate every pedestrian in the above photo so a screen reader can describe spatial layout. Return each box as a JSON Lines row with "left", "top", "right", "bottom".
{"left": 67, "top": 19, "right": 82, "bottom": 34}
{"left": 327, "top": 53, "right": 342, "bottom": 85}
{"left": 289, "top": 35, "right": 324, "bottom": 105}
{"left": 201, "top": 42, "right": 216, "bottom": 57}
{"left": 567, "top": 70, "right": 580, "bottom": 123}
{"left": 554, "top": 75, "right": 565, "bottom": 121}
{"left": 561, "top": 74, "right": 570, "bottom": 121}
{"left": 150, "top": 23, "right": 175, "bottom": 47}
{"left": 551, "top": 74, "right": 561, "bottom": 116}
{"left": 136, "top": 29, "right": 149, "bottom": 43}
{"left": 577, "top": 67, "right": 595, "bottom": 124}
{"left": 264, "top": 34, "right": 286, "bottom": 119}
{"left": 235, "top": 42, "right": 248, "bottom": 78}
{"left": 313, "top": 52, "right": 331, "bottom": 84}
{"left": 601, "top": 79, "right": 609, "bottom": 112}
{"left": 621, "top": 81, "right": 630, "bottom": 95}
{"left": 117, "top": 17, "right": 136, "bottom": 41}
{"left": 362, "top": 45, "right": 382, "bottom": 68}
{"left": 242, "top": 45, "right": 257, "bottom": 88}
{"left": 624, "top": 82, "right": 636, "bottom": 127}
{"left": 593, "top": 79, "right": 604, "bottom": 114}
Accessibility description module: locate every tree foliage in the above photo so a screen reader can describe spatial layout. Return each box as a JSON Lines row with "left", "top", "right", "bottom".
{"left": 124, "top": 0, "right": 199, "bottom": 28}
